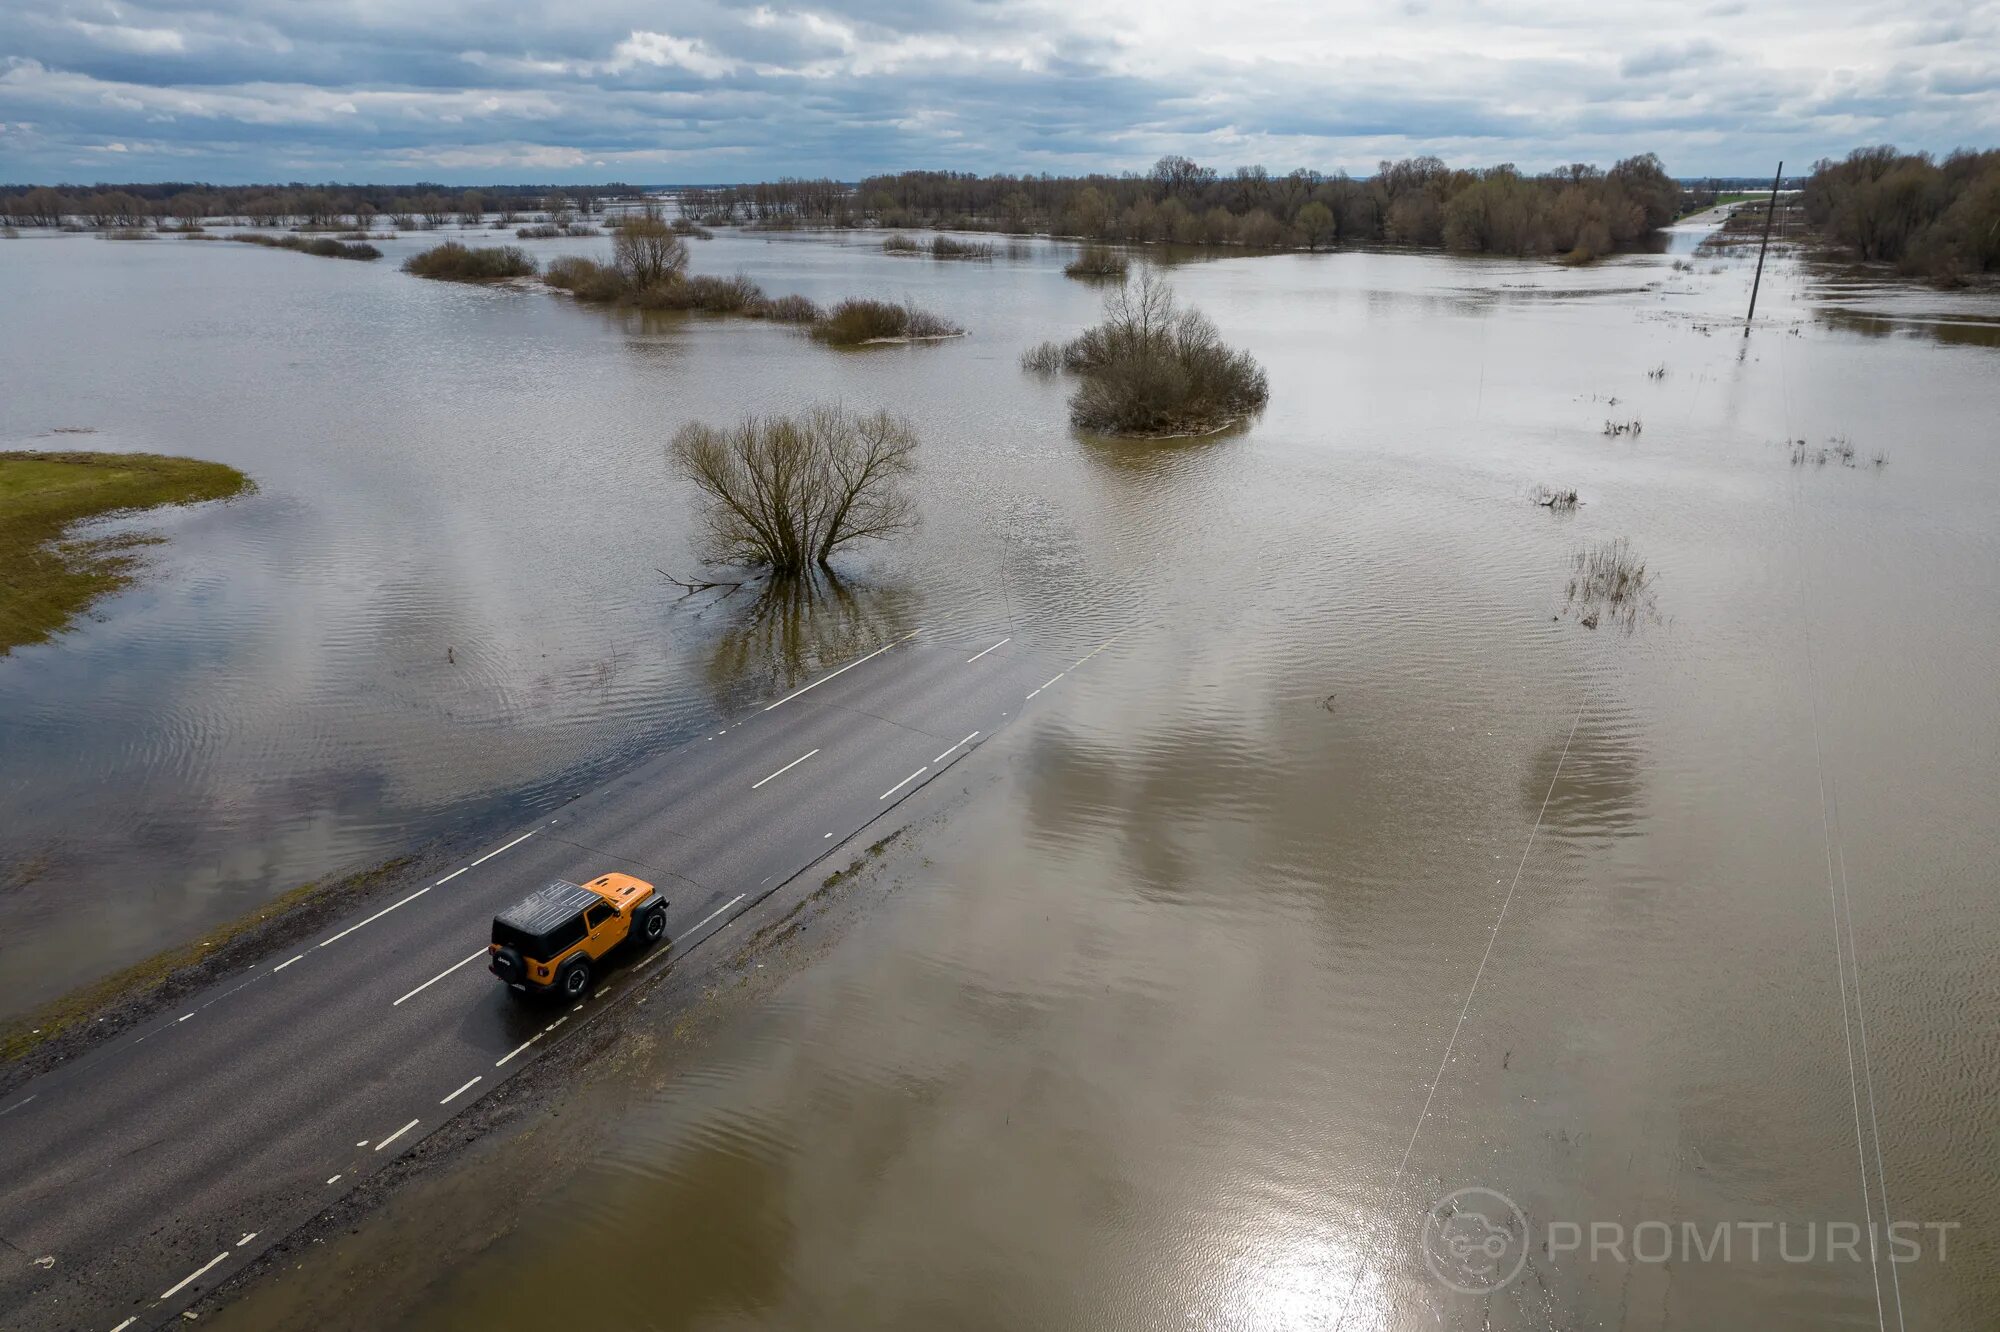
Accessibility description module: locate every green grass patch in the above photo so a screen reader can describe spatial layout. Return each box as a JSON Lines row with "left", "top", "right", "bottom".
{"left": 0, "top": 450, "right": 252, "bottom": 655}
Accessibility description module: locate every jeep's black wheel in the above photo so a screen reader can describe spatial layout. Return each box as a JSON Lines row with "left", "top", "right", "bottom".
{"left": 559, "top": 958, "right": 591, "bottom": 998}
{"left": 640, "top": 904, "right": 668, "bottom": 945}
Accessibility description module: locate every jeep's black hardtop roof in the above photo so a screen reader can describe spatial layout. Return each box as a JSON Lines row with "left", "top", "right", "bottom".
{"left": 495, "top": 880, "right": 599, "bottom": 936}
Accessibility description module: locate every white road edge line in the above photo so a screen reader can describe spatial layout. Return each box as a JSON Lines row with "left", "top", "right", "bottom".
{"left": 374, "top": 1118, "right": 419, "bottom": 1152}
{"left": 393, "top": 949, "right": 486, "bottom": 1006}
{"left": 0, "top": 1095, "right": 36, "bottom": 1117}
{"left": 159, "top": 1251, "right": 229, "bottom": 1301}
{"left": 441, "top": 1076, "right": 482, "bottom": 1105}
{"left": 763, "top": 628, "right": 921, "bottom": 712}
{"left": 273, "top": 954, "right": 304, "bottom": 972}
{"left": 751, "top": 748, "right": 819, "bottom": 790}
{"left": 966, "top": 637, "right": 1010, "bottom": 663}
{"left": 933, "top": 731, "right": 980, "bottom": 764}
{"left": 879, "top": 765, "right": 928, "bottom": 801}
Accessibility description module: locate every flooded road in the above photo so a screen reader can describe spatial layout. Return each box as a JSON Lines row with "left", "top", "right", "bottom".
{"left": 7, "top": 218, "right": 2000, "bottom": 1327}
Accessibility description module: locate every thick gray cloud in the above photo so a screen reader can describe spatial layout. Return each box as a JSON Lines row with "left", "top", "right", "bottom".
{"left": 0, "top": 0, "right": 1995, "bottom": 182}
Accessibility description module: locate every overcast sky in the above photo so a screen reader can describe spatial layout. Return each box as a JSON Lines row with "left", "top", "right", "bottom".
{"left": 2, "top": 0, "right": 1995, "bottom": 184}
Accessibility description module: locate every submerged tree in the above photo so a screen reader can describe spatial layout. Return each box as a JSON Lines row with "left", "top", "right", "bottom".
{"left": 1030, "top": 269, "right": 1269, "bottom": 436}
{"left": 613, "top": 207, "right": 690, "bottom": 291}
{"left": 669, "top": 407, "right": 919, "bottom": 574}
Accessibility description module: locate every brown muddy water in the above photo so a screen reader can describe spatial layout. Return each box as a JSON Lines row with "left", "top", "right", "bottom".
{"left": 8, "top": 219, "right": 2000, "bottom": 1328}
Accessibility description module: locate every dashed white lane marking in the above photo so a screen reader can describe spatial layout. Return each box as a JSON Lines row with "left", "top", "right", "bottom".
{"left": 467, "top": 829, "right": 537, "bottom": 870}
{"left": 318, "top": 832, "right": 532, "bottom": 950}
{"left": 110, "top": 1318, "right": 136, "bottom": 1331}
{"left": 374, "top": 1118, "right": 419, "bottom": 1152}
{"left": 690, "top": 894, "right": 746, "bottom": 936}
{"left": 441, "top": 1076, "right": 482, "bottom": 1105}
{"left": 393, "top": 949, "right": 486, "bottom": 1006}
{"left": 496, "top": 1033, "right": 544, "bottom": 1067}
{"left": 178, "top": 1013, "right": 195, "bottom": 1023}
{"left": 763, "top": 628, "right": 921, "bottom": 712}
{"left": 326, "top": 1174, "right": 342, "bottom": 1185}
{"left": 966, "top": 636, "right": 1010, "bottom": 663}
{"left": 933, "top": 730, "right": 980, "bottom": 764}
{"left": 0, "top": 1094, "right": 36, "bottom": 1117}
{"left": 159, "top": 1250, "right": 228, "bottom": 1300}
{"left": 317, "top": 887, "right": 434, "bottom": 948}
{"left": 879, "top": 765, "right": 928, "bottom": 800}
{"left": 273, "top": 954, "right": 304, "bottom": 972}
{"left": 751, "top": 748, "right": 819, "bottom": 789}
{"left": 1026, "top": 671, "right": 1065, "bottom": 700}
{"left": 236, "top": 1232, "right": 257, "bottom": 1247}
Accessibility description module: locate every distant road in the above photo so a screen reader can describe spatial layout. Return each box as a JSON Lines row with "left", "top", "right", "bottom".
{"left": 0, "top": 627, "right": 1116, "bottom": 1332}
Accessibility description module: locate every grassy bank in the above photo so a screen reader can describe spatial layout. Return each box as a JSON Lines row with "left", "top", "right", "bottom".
{"left": 0, "top": 450, "right": 252, "bottom": 655}
{"left": 0, "top": 857, "right": 414, "bottom": 1072}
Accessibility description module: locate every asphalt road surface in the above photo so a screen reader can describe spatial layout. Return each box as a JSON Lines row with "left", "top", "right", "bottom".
{"left": 0, "top": 627, "right": 1115, "bottom": 1332}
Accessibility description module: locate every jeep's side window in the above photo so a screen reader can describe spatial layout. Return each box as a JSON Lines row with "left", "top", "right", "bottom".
{"left": 543, "top": 914, "right": 588, "bottom": 954}
{"left": 584, "top": 903, "right": 613, "bottom": 930}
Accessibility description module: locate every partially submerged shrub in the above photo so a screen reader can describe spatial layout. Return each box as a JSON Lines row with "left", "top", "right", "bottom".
{"left": 926, "top": 235, "right": 993, "bottom": 259}
{"left": 1563, "top": 538, "right": 1658, "bottom": 630}
{"left": 635, "top": 273, "right": 765, "bottom": 313}
{"left": 671, "top": 219, "right": 713, "bottom": 239}
{"left": 1020, "top": 340, "right": 1067, "bottom": 373}
{"left": 751, "top": 293, "right": 822, "bottom": 324}
{"left": 543, "top": 255, "right": 627, "bottom": 302}
{"left": 882, "top": 233, "right": 921, "bottom": 253}
{"left": 1033, "top": 270, "right": 1268, "bottom": 436}
{"left": 670, "top": 406, "right": 919, "bottom": 573}
{"left": 1788, "top": 435, "right": 1874, "bottom": 468}
{"left": 809, "top": 298, "right": 964, "bottom": 346}
{"left": 1530, "top": 485, "right": 1580, "bottom": 511}
{"left": 402, "top": 241, "right": 536, "bottom": 280}
{"left": 100, "top": 228, "right": 152, "bottom": 241}
{"left": 517, "top": 221, "right": 597, "bottom": 238}
{"left": 1064, "top": 244, "right": 1129, "bottom": 279}
{"left": 229, "top": 232, "right": 379, "bottom": 260}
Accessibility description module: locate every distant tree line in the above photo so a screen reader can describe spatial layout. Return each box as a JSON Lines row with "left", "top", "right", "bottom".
{"left": 1801, "top": 147, "right": 2000, "bottom": 283}
{"left": 680, "top": 154, "right": 1685, "bottom": 259}
{"left": 0, "top": 183, "right": 640, "bottom": 230}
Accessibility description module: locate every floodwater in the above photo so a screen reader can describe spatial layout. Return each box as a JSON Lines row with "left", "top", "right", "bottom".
{"left": 8, "top": 218, "right": 2000, "bottom": 1328}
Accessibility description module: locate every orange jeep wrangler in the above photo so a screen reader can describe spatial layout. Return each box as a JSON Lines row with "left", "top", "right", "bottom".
{"left": 489, "top": 873, "right": 668, "bottom": 999}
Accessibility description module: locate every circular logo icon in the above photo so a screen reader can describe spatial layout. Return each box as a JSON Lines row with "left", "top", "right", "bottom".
{"left": 1422, "top": 1187, "right": 1529, "bottom": 1294}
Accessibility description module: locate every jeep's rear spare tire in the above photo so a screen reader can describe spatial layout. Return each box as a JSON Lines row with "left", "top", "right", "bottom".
{"left": 491, "top": 946, "right": 524, "bottom": 986}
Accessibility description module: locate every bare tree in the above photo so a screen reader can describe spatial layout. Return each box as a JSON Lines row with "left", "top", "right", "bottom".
{"left": 669, "top": 407, "right": 919, "bottom": 574}
{"left": 613, "top": 207, "right": 689, "bottom": 290}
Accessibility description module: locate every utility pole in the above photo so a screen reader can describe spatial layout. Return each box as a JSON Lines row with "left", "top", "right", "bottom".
{"left": 1744, "top": 160, "right": 1783, "bottom": 337}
